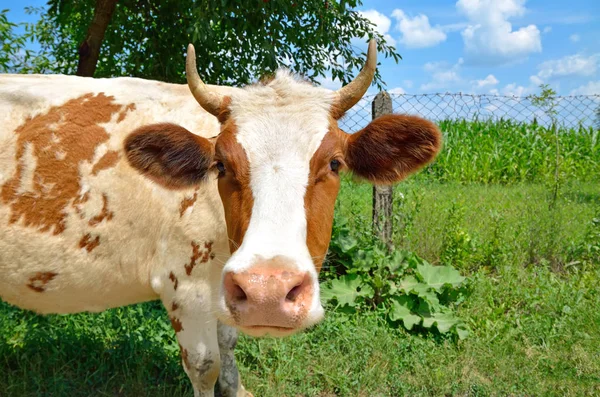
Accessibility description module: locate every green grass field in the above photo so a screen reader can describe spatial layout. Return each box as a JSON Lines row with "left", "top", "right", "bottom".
{"left": 1, "top": 120, "right": 599, "bottom": 396}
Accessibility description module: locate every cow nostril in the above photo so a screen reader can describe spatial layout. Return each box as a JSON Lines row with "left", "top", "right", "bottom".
{"left": 285, "top": 284, "right": 302, "bottom": 302}
{"left": 285, "top": 273, "right": 310, "bottom": 302}
{"left": 231, "top": 283, "right": 247, "bottom": 302}
{"left": 224, "top": 272, "right": 248, "bottom": 303}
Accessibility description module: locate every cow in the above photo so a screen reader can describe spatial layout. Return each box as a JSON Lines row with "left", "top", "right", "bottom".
{"left": 0, "top": 40, "right": 441, "bottom": 396}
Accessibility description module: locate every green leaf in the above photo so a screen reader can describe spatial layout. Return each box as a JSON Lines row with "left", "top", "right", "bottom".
{"left": 421, "top": 313, "right": 459, "bottom": 333}
{"left": 417, "top": 263, "right": 465, "bottom": 292}
{"left": 398, "top": 276, "right": 420, "bottom": 293}
{"left": 336, "top": 233, "right": 358, "bottom": 253}
{"left": 398, "top": 277, "right": 440, "bottom": 310}
{"left": 320, "top": 274, "right": 372, "bottom": 307}
{"left": 456, "top": 324, "right": 470, "bottom": 340}
{"left": 389, "top": 296, "right": 421, "bottom": 330}
{"left": 386, "top": 250, "right": 409, "bottom": 273}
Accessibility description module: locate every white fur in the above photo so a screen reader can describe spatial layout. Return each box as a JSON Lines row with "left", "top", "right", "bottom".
{"left": 220, "top": 70, "right": 333, "bottom": 327}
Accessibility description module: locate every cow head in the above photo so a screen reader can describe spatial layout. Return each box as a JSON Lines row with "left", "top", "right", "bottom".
{"left": 125, "top": 40, "right": 441, "bottom": 337}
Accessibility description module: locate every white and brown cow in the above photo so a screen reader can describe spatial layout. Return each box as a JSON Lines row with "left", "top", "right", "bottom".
{"left": 0, "top": 40, "right": 441, "bottom": 396}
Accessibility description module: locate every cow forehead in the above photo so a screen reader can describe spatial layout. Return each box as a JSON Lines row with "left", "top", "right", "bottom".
{"left": 228, "top": 71, "right": 335, "bottom": 165}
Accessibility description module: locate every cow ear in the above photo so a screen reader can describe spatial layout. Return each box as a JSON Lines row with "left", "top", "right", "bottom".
{"left": 124, "top": 123, "right": 214, "bottom": 189}
{"left": 345, "top": 114, "right": 442, "bottom": 184}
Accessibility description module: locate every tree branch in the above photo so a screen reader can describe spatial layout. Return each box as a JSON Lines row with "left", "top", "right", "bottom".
{"left": 76, "top": 0, "right": 118, "bottom": 77}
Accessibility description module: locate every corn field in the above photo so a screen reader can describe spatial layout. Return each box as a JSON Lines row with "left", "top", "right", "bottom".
{"left": 340, "top": 93, "right": 600, "bottom": 185}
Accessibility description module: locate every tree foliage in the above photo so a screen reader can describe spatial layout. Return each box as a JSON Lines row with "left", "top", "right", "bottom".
{"left": 1, "top": 8, "right": 52, "bottom": 73}
{"left": 8, "top": 0, "right": 400, "bottom": 87}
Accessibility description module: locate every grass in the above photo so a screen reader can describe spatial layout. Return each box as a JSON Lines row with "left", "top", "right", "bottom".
{"left": 336, "top": 179, "right": 599, "bottom": 271}
{"left": 1, "top": 119, "right": 599, "bottom": 396}
{"left": 2, "top": 261, "right": 599, "bottom": 396}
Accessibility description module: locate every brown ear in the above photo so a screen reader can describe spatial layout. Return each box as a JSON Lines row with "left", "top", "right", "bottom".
{"left": 124, "top": 123, "right": 214, "bottom": 189}
{"left": 345, "top": 114, "right": 442, "bottom": 184}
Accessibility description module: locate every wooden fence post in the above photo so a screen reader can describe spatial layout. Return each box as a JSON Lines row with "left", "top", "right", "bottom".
{"left": 371, "top": 91, "right": 394, "bottom": 251}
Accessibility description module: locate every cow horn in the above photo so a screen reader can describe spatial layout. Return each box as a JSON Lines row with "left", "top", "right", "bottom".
{"left": 186, "top": 43, "right": 224, "bottom": 116}
{"left": 333, "top": 39, "right": 377, "bottom": 118}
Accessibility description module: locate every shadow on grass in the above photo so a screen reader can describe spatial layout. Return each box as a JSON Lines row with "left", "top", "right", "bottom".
{"left": 0, "top": 300, "right": 191, "bottom": 397}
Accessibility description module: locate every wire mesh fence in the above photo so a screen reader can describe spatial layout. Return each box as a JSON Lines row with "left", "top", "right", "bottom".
{"left": 339, "top": 93, "right": 600, "bottom": 132}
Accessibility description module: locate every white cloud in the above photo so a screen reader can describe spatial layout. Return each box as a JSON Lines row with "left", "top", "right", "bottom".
{"left": 502, "top": 83, "right": 530, "bottom": 97}
{"left": 569, "top": 34, "right": 580, "bottom": 43}
{"left": 391, "top": 9, "right": 447, "bottom": 48}
{"left": 456, "top": 0, "right": 542, "bottom": 65}
{"left": 534, "top": 53, "right": 599, "bottom": 81}
{"left": 530, "top": 75, "right": 544, "bottom": 85}
{"left": 473, "top": 74, "right": 499, "bottom": 88}
{"left": 389, "top": 87, "right": 406, "bottom": 95}
{"left": 360, "top": 10, "right": 396, "bottom": 47}
{"left": 420, "top": 59, "right": 464, "bottom": 91}
{"left": 570, "top": 80, "right": 600, "bottom": 95}
{"left": 543, "top": 26, "right": 552, "bottom": 34}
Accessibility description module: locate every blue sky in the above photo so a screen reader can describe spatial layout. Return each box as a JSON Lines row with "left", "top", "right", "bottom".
{"left": 3, "top": 0, "right": 599, "bottom": 96}
{"left": 347, "top": 0, "right": 600, "bottom": 96}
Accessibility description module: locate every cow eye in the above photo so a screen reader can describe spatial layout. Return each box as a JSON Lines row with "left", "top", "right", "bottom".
{"left": 216, "top": 161, "right": 226, "bottom": 176}
{"left": 330, "top": 159, "right": 340, "bottom": 173}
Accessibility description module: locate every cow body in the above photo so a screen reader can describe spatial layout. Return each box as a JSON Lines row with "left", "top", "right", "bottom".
{"left": 0, "top": 40, "right": 442, "bottom": 397}
{"left": 0, "top": 74, "right": 246, "bottom": 396}
{"left": 0, "top": 74, "right": 230, "bottom": 313}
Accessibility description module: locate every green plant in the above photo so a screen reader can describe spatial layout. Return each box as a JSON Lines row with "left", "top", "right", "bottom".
{"left": 321, "top": 213, "right": 470, "bottom": 339}
{"left": 392, "top": 187, "right": 423, "bottom": 246}
{"left": 567, "top": 206, "right": 600, "bottom": 268}
{"left": 439, "top": 202, "right": 477, "bottom": 271}
{"left": 424, "top": 119, "right": 599, "bottom": 184}
{"left": 474, "top": 210, "right": 503, "bottom": 271}
{"left": 530, "top": 84, "right": 561, "bottom": 207}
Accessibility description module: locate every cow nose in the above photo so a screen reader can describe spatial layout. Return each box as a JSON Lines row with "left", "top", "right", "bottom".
{"left": 223, "top": 262, "right": 313, "bottom": 330}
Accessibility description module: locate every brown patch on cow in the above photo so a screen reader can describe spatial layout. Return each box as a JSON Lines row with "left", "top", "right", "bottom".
{"left": 185, "top": 241, "right": 200, "bottom": 276}
{"left": 345, "top": 114, "right": 442, "bottom": 184}
{"left": 216, "top": 96, "right": 232, "bottom": 123}
{"left": 304, "top": 121, "right": 346, "bottom": 271}
{"left": 1, "top": 93, "right": 134, "bottom": 235}
{"left": 179, "top": 344, "right": 191, "bottom": 370}
{"left": 184, "top": 241, "right": 215, "bottom": 276}
{"left": 179, "top": 192, "right": 198, "bottom": 217}
{"left": 88, "top": 194, "right": 114, "bottom": 226}
{"left": 27, "top": 271, "right": 57, "bottom": 292}
{"left": 79, "top": 233, "right": 100, "bottom": 252}
{"left": 91, "top": 150, "right": 120, "bottom": 175}
{"left": 171, "top": 301, "right": 179, "bottom": 311}
{"left": 170, "top": 316, "right": 184, "bottom": 333}
{"left": 73, "top": 192, "right": 90, "bottom": 204}
{"left": 214, "top": 120, "right": 253, "bottom": 253}
{"left": 72, "top": 192, "right": 90, "bottom": 219}
{"left": 117, "top": 103, "right": 136, "bottom": 123}
{"left": 202, "top": 241, "right": 214, "bottom": 263}
{"left": 169, "top": 272, "right": 179, "bottom": 290}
